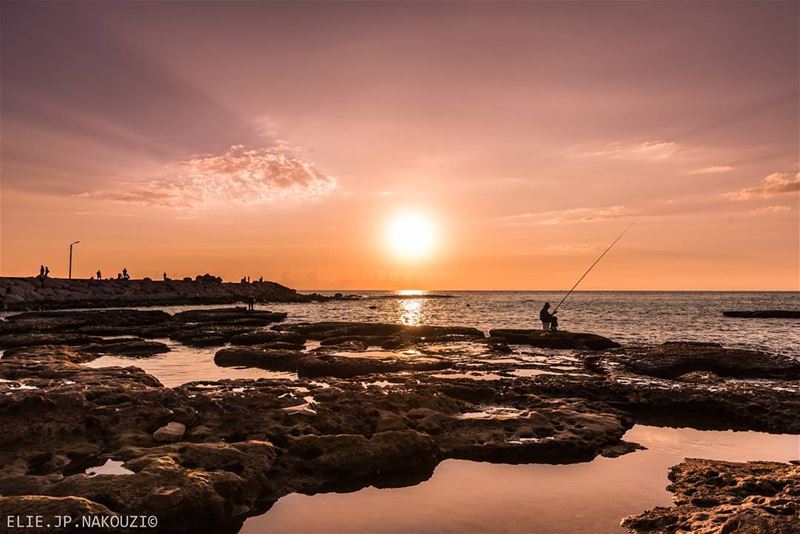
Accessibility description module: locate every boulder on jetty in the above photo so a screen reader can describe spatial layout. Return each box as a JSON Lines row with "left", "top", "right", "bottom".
{"left": 0, "top": 276, "right": 340, "bottom": 311}
{"left": 623, "top": 459, "right": 800, "bottom": 533}
{"left": 488, "top": 329, "right": 619, "bottom": 350}
{"left": 723, "top": 310, "right": 800, "bottom": 319}
{"left": 613, "top": 341, "right": 800, "bottom": 380}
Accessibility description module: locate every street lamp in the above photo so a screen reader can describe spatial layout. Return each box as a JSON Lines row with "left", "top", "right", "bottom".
{"left": 69, "top": 241, "right": 80, "bottom": 279}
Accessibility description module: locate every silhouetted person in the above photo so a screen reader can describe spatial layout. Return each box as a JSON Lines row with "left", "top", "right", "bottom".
{"left": 163, "top": 272, "right": 169, "bottom": 281}
{"left": 539, "top": 302, "right": 558, "bottom": 331}
{"left": 96, "top": 270, "right": 102, "bottom": 280}
{"left": 39, "top": 265, "right": 45, "bottom": 278}
{"left": 122, "top": 268, "right": 129, "bottom": 280}
{"left": 44, "top": 266, "right": 49, "bottom": 279}
{"left": 258, "top": 276, "right": 263, "bottom": 283}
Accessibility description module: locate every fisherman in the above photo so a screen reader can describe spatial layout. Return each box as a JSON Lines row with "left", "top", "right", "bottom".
{"left": 539, "top": 302, "right": 558, "bottom": 331}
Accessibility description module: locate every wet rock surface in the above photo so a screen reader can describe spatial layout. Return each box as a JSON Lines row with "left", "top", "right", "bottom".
{"left": 0, "top": 312, "right": 797, "bottom": 533}
{"left": 488, "top": 328, "right": 620, "bottom": 350}
{"left": 723, "top": 310, "right": 800, "bottom": 319}
{"left": 608, "top": 342, "right": 800, "bottom": 380}
{"left": 623, "top": 459, "right": 800, "bottom": 533}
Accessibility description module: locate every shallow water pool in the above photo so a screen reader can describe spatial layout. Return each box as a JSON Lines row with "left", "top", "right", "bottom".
{"left": 242, "top": 425, "right": 800, "bottom": 533}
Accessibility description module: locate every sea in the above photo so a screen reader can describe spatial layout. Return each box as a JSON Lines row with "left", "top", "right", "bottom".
{"left": 260, "top": 290, "right": 799, "bottom": 355}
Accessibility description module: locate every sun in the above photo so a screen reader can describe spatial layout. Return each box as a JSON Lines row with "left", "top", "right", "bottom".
{"left": 387, "top": 212, "right": 437, "bottom": 260}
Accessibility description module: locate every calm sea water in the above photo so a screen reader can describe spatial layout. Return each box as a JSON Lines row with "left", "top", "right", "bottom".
{"left": 263, "top": 291, "right": 800, "bottom": 356}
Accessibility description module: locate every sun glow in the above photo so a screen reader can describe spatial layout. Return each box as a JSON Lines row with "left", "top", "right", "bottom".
{"left": 387, "top": 212, "right": 437, "bottom": 260}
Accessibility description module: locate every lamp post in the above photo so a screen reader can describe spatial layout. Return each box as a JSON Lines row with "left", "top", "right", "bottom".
{"left": 68, "top": 241, "right": 80, "bottom": 279}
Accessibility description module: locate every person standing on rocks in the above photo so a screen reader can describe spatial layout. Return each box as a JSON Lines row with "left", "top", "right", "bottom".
{"left": 539, "top": 302, "right": 558, "bottom": 331}
{"left": 96, "top": 270, "right": 102, "bottom": 280}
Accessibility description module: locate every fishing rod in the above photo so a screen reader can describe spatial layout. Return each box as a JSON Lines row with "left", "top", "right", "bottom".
{"left": 552, "top": 222, "right": 635, "bottom": 313}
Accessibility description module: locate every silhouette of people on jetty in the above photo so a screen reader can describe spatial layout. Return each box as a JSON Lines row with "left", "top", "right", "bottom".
{"left": 37, "top": 265, "right": 50, "bottom": 280}
{"left": 540, "top": 302, "right": 558, "bottom": 331}
{"left": 96, "top": 270, "right": 102, "bottom": 280}
{"left": 163, "top": 272, "right": 169, "bottom": 281}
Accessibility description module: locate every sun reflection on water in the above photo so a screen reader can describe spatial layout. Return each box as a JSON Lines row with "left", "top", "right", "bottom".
{"left": 396, "top": 289, "right": 426, "bottom": 296}
{"left": 399, "top": 298, "right": 424, "bottom": 326}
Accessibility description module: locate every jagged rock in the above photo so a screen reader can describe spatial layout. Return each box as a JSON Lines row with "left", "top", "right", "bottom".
{"left": 5, "top": 309, "right": 171, "bottom": 328}
{"left": 279, "top": 322, "right": 485, "bottom": 344}
{"left": 0, "top": 333, "right": 102, "bottom": 349}
{"left": 488, "top": 329, "right": 619, "bottom": 350}
{"left": 283, "top": 430, "right": 440, "bottom": 490}
{"left": 614, "top": 342, "right": 800, "bottom": 380}
{"left": 153, "top": 422, "right": 186, "bottom": 443}
{"left": 723, "top": 310, "right": 800, "bottom": 318}
{"left": 171, "top": 308, "right": 287, "bottom": 326}
{"left": 228, "top": 330, "right": 305, "bottom": 346}
{"left": 623, "top": 459, "right": 800, "bottom": 533}
{"left": 297, "top": 353, "right": 450, "bottom": 378}
{"left": 214, "top": 348, "right": 306, "bottom": 371}
{"left": 0, "top": 496, "right": 116, "bottom": 532}
{"left": 79, "top": 338, "right": 170, "bottom": 357}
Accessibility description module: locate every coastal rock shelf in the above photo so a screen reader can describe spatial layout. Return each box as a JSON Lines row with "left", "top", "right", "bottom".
{"left": 623, "top": 459, "right": 800, "bottom": 533}
{"left": 723, "top": 310, "right": 800, "bottom": 319}
{"left": 488, "top": 328, "right": 620, "bottom": 350}
{"left": 0, "top": 309, "right": 797, "bottom": 533}
{"left": 0, "top": 277, "right": 337, "bottom": 311}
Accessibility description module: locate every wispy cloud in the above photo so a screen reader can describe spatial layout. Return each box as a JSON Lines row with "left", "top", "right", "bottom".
{"left": 587, "top": 141, "right": 678, "bottom": 160}
{"left": 689, "top": 165, "right": 735, "bottom": 175}
{"left": 80, "top": 145, "right": 337, "bottom": 208}
{"left": 748, "top": 205, "right": 791, "bottom": 215}
{"left": 725, "top": 172, "right": 800, "bottom": 200}
{"left": 500, "top": 205, "right": 629, "bottom": 226}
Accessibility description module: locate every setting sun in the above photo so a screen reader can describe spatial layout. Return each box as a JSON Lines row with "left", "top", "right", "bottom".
{"left": 387, "top": 212, "right": 437, "bottom": 260}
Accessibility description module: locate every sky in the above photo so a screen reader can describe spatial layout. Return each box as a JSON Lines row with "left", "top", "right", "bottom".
{"left": 1, "top": 1, "right": 798, "bottom": 290}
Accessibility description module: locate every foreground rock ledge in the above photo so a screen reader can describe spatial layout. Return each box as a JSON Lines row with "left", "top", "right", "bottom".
{"left": 0, "top": 343, "right": 636, "bottom": 533}
{"left": 623, "top": 459, "right": 800, "bottom": 533}
{"left": 488, "top": 328, "right": 620, "bottom": 350}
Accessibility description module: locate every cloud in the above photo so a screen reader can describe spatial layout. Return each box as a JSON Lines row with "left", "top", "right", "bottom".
{"left": 81, "top": 145, "right": 337, "bottom": 208}
{"left": 748, "top": 205, "right": 791, "bottom": 215}
{"left": 587, "top": 141, "right": 678, "bottom": 160}
{"left": 500, "top": 205, "right": 629, "bottom": 226}
{"left": 725, "top": 172, "right": 800, "bottom": 200}
{"left": 689, "top": 165, "right": 735, "bottom": 175}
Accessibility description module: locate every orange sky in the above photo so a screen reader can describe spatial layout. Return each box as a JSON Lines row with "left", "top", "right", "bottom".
{"left": 1, "top": 2, "right": 798, "bottom": 290}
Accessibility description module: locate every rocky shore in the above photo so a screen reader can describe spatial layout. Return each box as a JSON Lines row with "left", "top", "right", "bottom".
{"left": 0, "top": 308, "right": 797, "bottom": 533}
{"left": 723, "top": 310, "right": 800, "bottom": 319}
{"left": 0, "top": 277, "right": 340, "bottom": 311}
